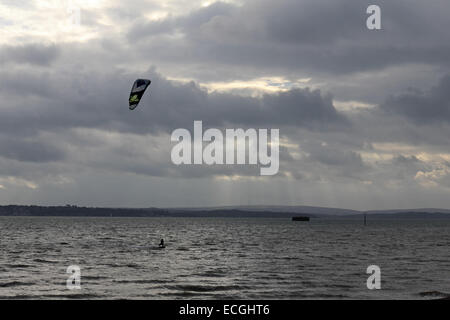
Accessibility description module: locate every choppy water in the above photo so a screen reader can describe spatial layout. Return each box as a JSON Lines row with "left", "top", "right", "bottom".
{"left": 0, "top": 217, "right": 449, "bottom": 299}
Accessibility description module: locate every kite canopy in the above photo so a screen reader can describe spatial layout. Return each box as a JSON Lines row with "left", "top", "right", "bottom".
{"left": 129, "top": 79, "right": 151, "bottom": 110}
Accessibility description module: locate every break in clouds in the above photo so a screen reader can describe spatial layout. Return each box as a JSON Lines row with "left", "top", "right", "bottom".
{"left": 0, "top": 0, "right": 450, "bottom": 210}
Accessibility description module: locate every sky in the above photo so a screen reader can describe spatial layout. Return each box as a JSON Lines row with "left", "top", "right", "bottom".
{"left": 1, "top": 0, "right": 450, "bottom": 210}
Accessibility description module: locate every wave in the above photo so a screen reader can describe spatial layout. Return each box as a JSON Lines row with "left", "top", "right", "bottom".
{"left": 42, "top": 293, "right": 101, "bottom": 299}
{"left": 158, "top": 291, "right": 209, "bottom": 297}
{"left": 0, "top": 281, "right": 34, "bottom": 288}
{"left": 102, "top": 263, "right": 142, "bottom": 269}
{"left": 33, "top": 258, "right": 59, "bottom": 264}
{"left": 4, "top": 264, "right": 32, "bottom": 268}
{"left": 82, "top": 275, "right": 109, "bottom": 280}
{"left": 113, "top": 279, "right": 168, "bottom": 284}
{"left": 195, "top": 272, "right": 227, "bottom": 278}
{"left": 164, "top": 284, "right": 249, "bottom": 292}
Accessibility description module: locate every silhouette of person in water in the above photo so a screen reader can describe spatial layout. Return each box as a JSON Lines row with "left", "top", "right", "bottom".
{"left": 159, "top": 238, "right": 165, "bottom": 248}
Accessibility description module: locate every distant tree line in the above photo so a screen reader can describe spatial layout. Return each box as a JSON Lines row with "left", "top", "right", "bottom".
{"left": 0, "top": 205, "right": 168, "bottom": 217}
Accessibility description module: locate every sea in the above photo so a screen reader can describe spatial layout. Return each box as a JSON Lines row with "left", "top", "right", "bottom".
{"left": 0, "top": 217, "right": 449, "bottom": 299}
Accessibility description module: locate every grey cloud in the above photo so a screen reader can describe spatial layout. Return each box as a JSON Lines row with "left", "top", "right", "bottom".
{"left": 381, "top": 74, "right": 450, "bottom": 123}
{"left": 385, "top": 155, "right": 428, "bottom": 181}
{"left": 127, "top": 2, "right": 234, "bottom": 39}
{"left": 0, "top": 43, "right": 60, "bottom": 66}
{"left": 127, "top": 0, "right": 450, "bottom": 79}
{"left": 128, "top": 16, "right": 175, "bottom": 37}
{"left": 0, "top": 70, "right": 53, "bottom": 97}
{"left": 0, "top": 68, "right": 348, "bottom": 140}
{"left": 105, "top": 0, "right": 166, "bottom": 22}
{"left": 0, "top": 136, "right": 65, "bottom": 163}
{"left": 0, "top": 65, "right": 350, "bottom": 174}
{"left": 310, "top": 147, "right": 364, "bottom": 169}
{"left": 1, "top": 63, "right": 448, "bottom": 186}
{"left": 392, "top": 155, "right": 420, "bottom": 165}
{"left": 281, "top": 136, "right": 369, "bottom": 182}
{"left": 78, "top": 9, "right": 105, "bottom": 28}
{"left": 3, "top": 65, "right": 448, "bottom": 184}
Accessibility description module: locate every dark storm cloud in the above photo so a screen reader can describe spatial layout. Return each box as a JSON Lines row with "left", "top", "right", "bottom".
{"left": 127, "top": 0, "right": 450, "bottom": 78}
{"left": 383, "top": 155, "right": 428, "bottom": 181}
{"left": 309, "top": 146, "right": 364, "bottom": 169}
{"left": 2, "top": 66, "right": 449, "bottom": 181}
{"left": 0, "top": 68, "right": 347, "bottom": 141}
{"left": 0, "top": 69, "right": 54, "bottom": 97}
{"left": 392, "top": 155, "right": 421, "bottom": 165}
{"left": 0, "top": 58, "right": 352, "bottom": 180}
{"left": 0, "top": 43, "right": 60, "bottom": 66}
{"left": 380, "top": 75, "right": 450, "bottom": 123}
{"left": 275, "top": 132, "right": 370, "bottom": 182}
{"left": 0, "top": 136, "right": 64, "bottom": 163}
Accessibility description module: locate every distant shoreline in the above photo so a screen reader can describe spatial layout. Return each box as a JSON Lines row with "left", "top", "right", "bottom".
{"left": 1, "top": 205, "right": 450, "bottom": 219}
